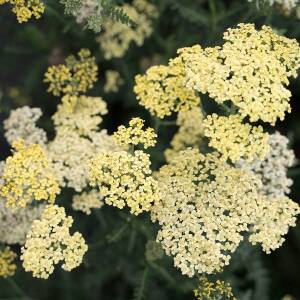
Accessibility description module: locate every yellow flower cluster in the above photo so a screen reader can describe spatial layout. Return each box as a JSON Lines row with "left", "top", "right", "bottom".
{"left": 0, "top": 247, "right": 17, "bottom": 278}
{"left": 0, "top": 140, "right": 60, "bottom": 208}
{"left": 97, "top": 0, "right": 158, "bottom": 59}
{"left": 104, "top": 70, "right": 124, "bottom": 93}
{"left": 134, "top": 55, "right": 200, "bottom": 119}
{"left": 113, "top": 117, "right": 157, "bottom": 150}
{"left": 0, "top": 0, "right": 44, "bottom": 23}
{"left": 89, "top": 150, "right": 160, "bottom": 215}
{"left": 181, "top": 24, "right": 300, "bottom": 125}
{"left": 194, "top": 276, "right": 236, "bottom": 300}
{"left": 165, "top": 107, "right": 204, "bottom": 162}
{"left": 72, "top": 190, "right": 104, "bottom": 215}
{"left": 53, "top": 95, "right": 108, "bottom": 138}
{"left": 152, "top": 148, "right": 299, "bottom": 276}
{"left": 21, "top": 205, "right": 88, "bottom": 279}
{"left": 203, "top": 114, "right": 269, "bottom": 162}
{"left": 44, "top": 49, "right": 98, "bottom": 96}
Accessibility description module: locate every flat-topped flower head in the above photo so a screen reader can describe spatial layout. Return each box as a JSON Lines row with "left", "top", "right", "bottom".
{"left": 88, "top": 150, "right": 160, "bottom": 215}
{"left": 0, "top": 247, "right": 17, "bottom": 278}
{"left": 134, "top": 54, "right": 200, "bottom": 119}
{"left": 72, "top": 190, "right": 104, "bottom": 215}
{"left": 203, "top": 114, "right": 269, "bottom": 162}
{"left": 181, "top": 24, "right": 300, "bottom": 125}
{"left": 21, "top": 204, "right": 88, "bottom": 279}
{"left": 0, "top": 139, "right": 60, "bottom": 208}
{"left": 44, "top": 49, "right": 98, "bottom": 96}
{"left": 113, "top": 117, "right": 157, "bottom": 150}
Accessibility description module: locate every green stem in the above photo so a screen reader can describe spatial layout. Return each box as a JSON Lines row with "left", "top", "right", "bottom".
{"left": 208, "top": 0, "right": 217, "bottom": 32}
{"left": 5, "top": 278, "right": 34, "bottom": 300}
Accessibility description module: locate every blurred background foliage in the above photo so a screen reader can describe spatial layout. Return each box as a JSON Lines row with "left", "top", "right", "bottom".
{"left": 1, "top": 0, "right": 300, "bottom": 299}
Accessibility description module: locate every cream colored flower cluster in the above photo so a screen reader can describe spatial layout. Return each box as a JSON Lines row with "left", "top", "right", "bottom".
{"left": 249, "top": 0, "right": 299, "bottom": 14}
{"left": 113, "top": 117, "right": 157, "bottom": 149}
{"left": 0, "top": 200, "right": 45, "bottom": 245}
{"left": 165, "top": 107, "right": 204, "bottom": 162}
{"left": 203, "top": 114, "right": 269, "bottom": 162}
{"left": 0, "top": 247, "right": 17, "bottom": 278}
{"left": 53, "top": 95, "right": 108, "bottom": 138}
{"left": 97, "top": 0, "right": 158, "bottom": 59}
{"left": 151, "top": 148, "right": 300, "bottom": 276}
{"left": 0, "top": 0, "right": 44, "bottom": 23}
{"left": 194, "top": 276, "right": 236, "bottom": 300}
{"left": 104, "top": 70, "right": 124, "bottom": 93}
{"left": 21, "top": 205, "right": 88, "bottom": 279}
{"left": 89, "top": 150, "right": 160, "bottom": 215}
{"left": 0, "top": 139, "right": 60, "bottom": 208}
{"left": 4, "top": 106, "right": 47, "bottom": 147}
{"left": 44, "top": 49, "right": 98, "bottom": 96}
{"left": 72, "top": 190, "right": 104, "bottom": 215}
{"left": 237, "top": 132, "right": 295, "bottom": 197}
{"left": 181, "top": 24, "right": 300, "bottom": 125}
{"left": 74, "top": 0, "right": 97, "bottom": 24}
{"left": 134, "top": 55, "right": 200, "bottom": 119}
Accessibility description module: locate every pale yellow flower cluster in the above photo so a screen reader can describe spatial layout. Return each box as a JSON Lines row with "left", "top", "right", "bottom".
{"left": 0, "top": 0, "right": 44, "bottom": 23}
{"left": 44, "top": 49, "right": 98, "bottom": 96}
{"left": 4, "top": 106, "right": 47, "bottom": 147}
{"left": 151, "top": 148, "right": 299, "bottom": 276}
{"left": 97, "top": 0, "right": 158, "bottom": 59}
{"left": 194, "top": 276, "right": 236, "bottom": 300}
{"left": 0, "top": 247, "right": 17, "bottom": 278}
{"left": 104, "top": 70, "right": 124, "bottom": 93}
{"left": 165, "top": 107, "right": 204, "bottom": 162}
{"left": 53, "top": 95, "right": 108, "bottom": 138}
{"left": 134, "top": 55, "right": 200, "bottom": 119}
{"left": 0, "top": 139, "right": 60, "bottom": 208}
{"left": 203, "top": 114, "right": 269, "bottom": 162}
{"left": 181, "top": 24, "right": 300, "bottom": 125}
{"left": 21, "top": 205, "right": 88, "bottom": 279}
{"left": 113, "top": 117, "right": 157, "bottom": 150}
{"left": 72, "top": 190, "right": 104, "bottom": 215}
{"left": 89, "top": 150, "right": 160, "bottom": 215}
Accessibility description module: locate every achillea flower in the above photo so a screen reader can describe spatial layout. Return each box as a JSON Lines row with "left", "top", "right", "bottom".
{"left": 0, "top": 247, "right": 17, "bottom": 278}
{"left": 104, "top": 70, "right": 124, "bottom": 93}
{"left": 203, "top": 114, "right": 269, "bottom": 162}
{"left": 44, "top": 49, "right": 98, "bottom": 96}
{"left": 113, "top": 117, "right": 157, "bottom": 150}
{"left": 181, "top": 24, "right": 300, "bottom": 125}
{"left": 165, "top": 107, "right": 204, "bottom": 162}
{"left": 74, "top": 0, "right": 97, "bottom": 24}
{"left": 21, "top": 205, "right": 88, "bottom": 279}
{"left": 53, "top": 95, "right": 108, "bottom": 138}
{"left": 237, "top": 132, "right": 295, "bottom": 197}
{"left": 88, "top": 150, "right": 160, "bottom": 215}
{"left": 0, "top": 140, "right": 60, "bottom": 208}
{"left": 134, "top": 55, "right": 200, "bottom": 119}
{"left": 152, "top": 148, "right": 299, "bottom": 276}
{"left": 1, "top": 0, "right": 45, "bottom": 23}
{"left": 4, "top": 106, "right": 47, "bottom": 147}
{"left": 97, "top": 0, "right": 158, "bottom": 59}
{"left": 72, "top": 190, "right": 104, "bottom": 215}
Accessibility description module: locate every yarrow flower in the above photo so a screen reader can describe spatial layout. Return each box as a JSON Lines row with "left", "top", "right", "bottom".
{"left": 203, "top": 114, "right": 269, "bottom": 162}
{"left": 97, "top": 0, "right": 158, "bottom": 59}
{"left": 44, "top": 49, "right": 98, "bottom": 96}
{"left": 88, "top": 150, "right": 160, "bottom": 215}
{"left": 134, "top": 54, "right": 200, "bottom": 119}
{"left": 21, "top": 204, "right": 88, "bottom": 279}
{"left": 0, "top": 0, "right": 45, "bottom": 23}
{"left": 0, "top": 139, "right": 60, "bottom": 208}
{"left": 72, "top": 190, "right": 104, "bottom": 215}
{"left": 4, "top": 106, "right": 47, "bottom": 147}
{"left": 113, "top": 117, "right": 157, "bottom": 150}
{"left": 104, "top": 70, "right": 124, "bottom": 93}
{"left": 165, "top": 107, "right": 204, "bottom": 162}
{"left": 181, "top": 24, "right": 300, "bottom": 125}
{"left": 237, "top": 132, "right": 295, "bottom": 197}
{"left": 194, "top": 276, "right": 236, "bottom": 300}
{"left": 151, "top": 148, "right": 299, "bottom": 276}
{"left": 0, "top": 247, "right": 17, "bottom": 278}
